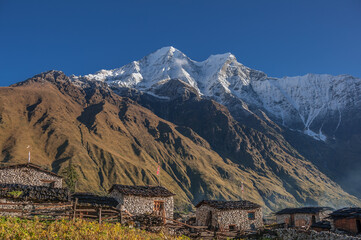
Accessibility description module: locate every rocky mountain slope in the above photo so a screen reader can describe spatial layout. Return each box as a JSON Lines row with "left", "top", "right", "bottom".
{"left": 1, "top": 71, "right": 360, "bottom": 213}
{"left": 72, "top": 47, "right": 361, "bottom": 142}
{"left": 72, "top": 47, "right": 361, "bottom": 198}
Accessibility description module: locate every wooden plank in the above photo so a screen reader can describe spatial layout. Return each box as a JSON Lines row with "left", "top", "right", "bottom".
{"left": 123, "top": 209, "right": 133, "bottom": 217}
{"left": 98, "top": 207, "right": 102, "bottom": 224}
{"left": 0, "top": 202, "right": 71, "bottom": 206}
{"left": 34, "top": 204, "right": 73, "bottom": 210}
{"left": 75, "top": 214, "right": 98, "bottom": 218}
{"left": 75, "top": 208, "right": 98, "bottom": 212}
{"left": 101, "top": 215, "right": 120, "bottom": 220}
{"left": 73, "top": 198, "right": 78, "bottom": 222}
{"left": 0, "top": 209, "right": 28, "bottom": 213}
{"left": 99, "top": 209, "right": 120, "bottom": 214}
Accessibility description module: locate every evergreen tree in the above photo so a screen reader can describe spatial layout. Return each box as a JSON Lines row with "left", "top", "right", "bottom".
{"left": 61, "top": 161, "right": 78, "bottom": 193}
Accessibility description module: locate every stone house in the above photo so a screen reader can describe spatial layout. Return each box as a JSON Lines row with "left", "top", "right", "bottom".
{"left": 0, "top": 163, "right": 63, "bottom": 188}
{"left": 195, "top": 200, "right": 263, "bottom": 231}
{"left": 109, "top": 184, "right": 175, "bottom": 221}
{"left": 329, "top": 208, "right": 361, "bottom": 234}
{"left": 275, "top": 207, "right": 332, "bottom": 228}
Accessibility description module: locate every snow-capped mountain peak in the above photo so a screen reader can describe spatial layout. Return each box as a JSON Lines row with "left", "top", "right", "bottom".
{"left": 71, "top": 47, "right": 361, "bottom": 142}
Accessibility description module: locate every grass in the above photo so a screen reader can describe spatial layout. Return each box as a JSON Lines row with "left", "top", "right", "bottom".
{"left": 0, "top": 217, "right": 189, "bottom": 240}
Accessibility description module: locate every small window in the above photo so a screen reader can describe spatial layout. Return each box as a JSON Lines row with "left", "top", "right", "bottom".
{"left": 248, "top": 212, "right": 255, "bottom": 220}
{"left": 40, "top": 179, "right": 56, "bottom": 187}
{"left": 229, "top": 225, "right": 236, "bottom": 231}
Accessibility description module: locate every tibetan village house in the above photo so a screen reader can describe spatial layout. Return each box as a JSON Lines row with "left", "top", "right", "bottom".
{"left": 275, "top": 207, "right": 332, "bottom": 228}
{"left": 329, "top": 208, "right": 361, "bottom": 234}
{"left": 109, "top": 184, "right": 175, "bottom": 221}
{"left": 0, "top": 163, "right": 62, "bottom": 188}
{"left": 195, "top": 200, "right": 263, "bottom": 231}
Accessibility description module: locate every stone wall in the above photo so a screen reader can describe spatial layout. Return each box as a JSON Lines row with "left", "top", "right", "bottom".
{"left": 277, "top": 211, "right": 331, "bottom": 227}
{"left": 0, "top": 167, "right": 62, "bottom": 188}
{"left": 217, "top": 207, "right": 263, "bottom": 231}
{"left": 110, "top": 190, "right": 173, "bottom": 220}
{"left": 196, "top": 205, "right": 263, "bottom": 231}
{"left": 196, "top": 204, "right": 218, "bottom": 227}
{"left": 276, "top": 214, "right": 291, "bottom": 225}
{"left": 0, "top": 198, "right": 70, "bottom": 217}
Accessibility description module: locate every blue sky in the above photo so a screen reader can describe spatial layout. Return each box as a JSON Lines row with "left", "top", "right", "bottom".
{"left": 0, "top": 0, "right": 360, "bottom": 86}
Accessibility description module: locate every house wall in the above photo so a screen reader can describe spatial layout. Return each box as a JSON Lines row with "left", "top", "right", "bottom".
{"left": 0, "top": 167, "right": 62, "bottom": 188}
{"left": 276, "top": 214, "right": 291, "bottom": 225}
{"left": 294, "top": 213, "right": 318, "bottom": 227}
{"left": 333, "top": 218, "right": 361, "bottom": 234}
{"left": 110, "top": 190, "right": 173, "bottom": 220}
{"left": 277, "top": 211, "right": 331, "bottom": 227}
{"left": 196, "top": 205, "right": 218, "bottom": 227}
{"left": 196, "top": 205, "right": 263, "bottom": 231}
{"left": 217, "top": 208, "right": 263, "bottom": 231}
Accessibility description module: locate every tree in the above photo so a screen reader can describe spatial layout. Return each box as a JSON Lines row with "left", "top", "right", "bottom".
{"left": 61, "top": 161, "right": 78, "bottom": 193}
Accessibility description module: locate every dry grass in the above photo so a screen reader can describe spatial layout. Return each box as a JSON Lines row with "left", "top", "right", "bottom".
{"left": 0, "top": 217, "right": 189, "bottom": 240}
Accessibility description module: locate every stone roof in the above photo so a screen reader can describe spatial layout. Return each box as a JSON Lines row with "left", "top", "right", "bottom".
{"left": 109, "top": 184, "right": 175, "bottom": 197}
{"left": 0, "top": 163, "right": 62, "bottom": 178}
{"left": 72, "top": 193, "right": 119, "bottom": 208}
{"left": 329, "top": 207, "right": 361, "bottom": 219}
{"left": 275, "top": 207, "right": 333, "bottom": 215}
{"left": 195, "top": 200, "right": 261, "bottom": 210}
{"left": 0, "top": 183, "right": 69, "bottom": 202}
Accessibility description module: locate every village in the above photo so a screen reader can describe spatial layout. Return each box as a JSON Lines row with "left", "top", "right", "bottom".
{"left": 0, "top": 162, "right": 360, "bottom": 239}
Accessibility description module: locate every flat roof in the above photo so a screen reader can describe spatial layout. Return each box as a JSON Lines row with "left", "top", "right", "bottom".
{"left": 196, "top": 200, "right": 261, "bottom": 210}
{"left": 109, "top": 184, "right": 175, "bottom": 197}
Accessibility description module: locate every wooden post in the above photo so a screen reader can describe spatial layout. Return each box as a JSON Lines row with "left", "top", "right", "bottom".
{"left": 98, "top": 207, "right": 102, "bottom": 224}
{"left": 73, "top": 198, "right": 78, "bottom": 222}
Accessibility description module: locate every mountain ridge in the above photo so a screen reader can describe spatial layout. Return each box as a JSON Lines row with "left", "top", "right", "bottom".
{"left": 71, "top": 47, "right": 361, "bottom": 142}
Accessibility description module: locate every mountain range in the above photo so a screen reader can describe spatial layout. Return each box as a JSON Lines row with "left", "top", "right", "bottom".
{"left": 1, "top": 47, "right": 360, "bottom": 213}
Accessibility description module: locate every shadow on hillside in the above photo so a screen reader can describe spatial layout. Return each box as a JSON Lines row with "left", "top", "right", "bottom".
{"left": 77, "top": 102, "right": 104, "bottom": 130}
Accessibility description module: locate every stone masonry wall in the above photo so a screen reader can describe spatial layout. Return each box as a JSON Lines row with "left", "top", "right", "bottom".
{"left": 196, "top": 205, "right": 263, "bottom": 231}
{"left": 277, "top": 214, "right": 291, "bottom": 225}
{"left": 0, "top": 167, "right": 62, "bottom": 188}
{"left": 196, "top": 204, "right": 218, "bottom": 227}
{"left": 109, "top": 190, "right": 124, "bottom": 205}
{"left": 110, "top": 190, "right": 173, "bottom": 220}
{"left": 217, "top": 207, "right": 263, "bottom": 231}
